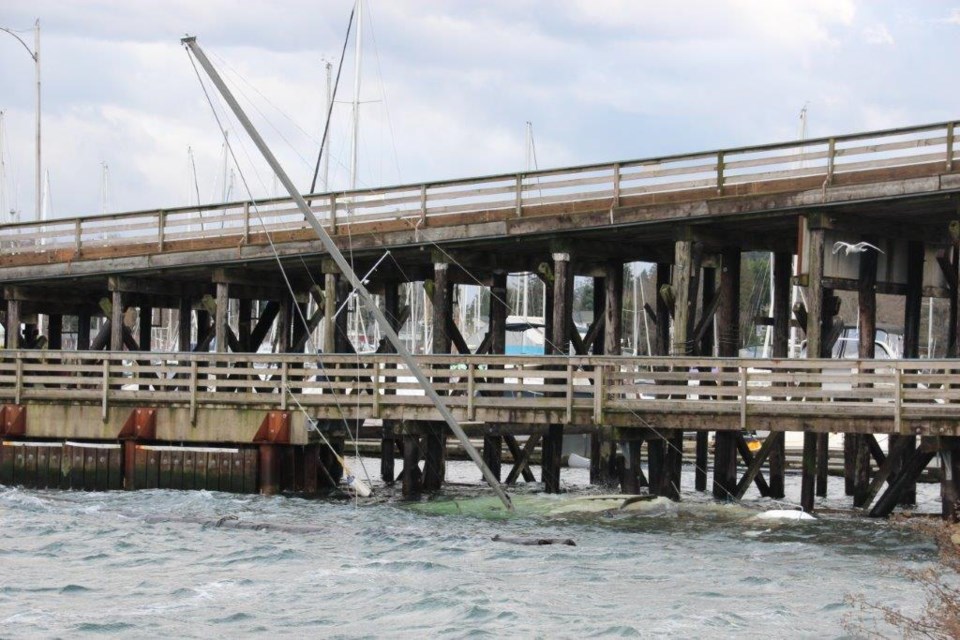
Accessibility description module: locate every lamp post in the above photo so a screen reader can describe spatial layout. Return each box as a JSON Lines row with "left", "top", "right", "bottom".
{"left": 0, "top": 19, "right": 40, "bottom": 222}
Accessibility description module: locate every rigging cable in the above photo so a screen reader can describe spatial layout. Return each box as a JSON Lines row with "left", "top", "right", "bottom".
{"left": 186, "top": 32, "right": 806, "bottom": 512}
{"left": 185, "top": 45, "right": 375, "bottom": 493}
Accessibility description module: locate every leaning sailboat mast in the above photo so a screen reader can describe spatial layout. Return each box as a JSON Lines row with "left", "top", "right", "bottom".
{"left": 181, "top": 36, "right": 513, "bottom": 511}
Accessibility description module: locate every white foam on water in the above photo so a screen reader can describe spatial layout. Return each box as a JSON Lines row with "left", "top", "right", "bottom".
{"left": 753, "top": 509, "right": 817, "bottom": 521}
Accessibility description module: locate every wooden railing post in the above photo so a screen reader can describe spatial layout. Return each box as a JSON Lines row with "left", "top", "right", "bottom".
{"left": 739, "top": 365, "right": 748, "bottom": 431}
{"left": 947, "top": 123, "right": 955, "bottom": 171}
{"left": 14, "top": 354, "right": 23, "bottom": 406}
{"left": 329, "top": 194, "right": 337, "bottom": 233}
{"left": 101, "top": 357, "right": 110, "bottom": 421}
{"left": 373, "top": 360, "right": 381, "bottom": 418}
{"left": 716, "top": 151, "right": 725, "bottom": 195}
{"left": 158, "top": 210, "right": 166, "bottom": 251}
{"left": 280, "top": 360, "right": 288, "bottom": 410}
{"left": 612, "top": 163, "right": 621, "bottom": 209}
{"left": 515, "top": 174, "right": 523, "bottom": 217}
{"left": 420, "top": 184, "right": 428, "bottom": 228}
{"left": 242, "top": 201, "right": 250, "bottom": 244}
{"left": 826, "top": 137, "right": 836, "bottom": 185}
{"left": 593, "top": 362, "right": 605, "bottom": 424}
{"left": 565, "top": 363, "right": 574, "bottom": 424}
{"left": 894, "top": 364, "right": 903, "bottom": 434}
{"left": 467, "top": 362, "right": 475, "bottom": 421}
{"left": 74, "top": 219, "right": 82, "bottom": 254}
{"left": 189, "top": 360, "right": 198, "bottom": 425}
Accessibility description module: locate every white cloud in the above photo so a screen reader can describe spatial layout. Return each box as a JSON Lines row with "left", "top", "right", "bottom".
{"left": 0, "top": 0, "right": 956, "bottom": 221}
{"left": 862, "top": 24, "right": 895, "bottom": 45}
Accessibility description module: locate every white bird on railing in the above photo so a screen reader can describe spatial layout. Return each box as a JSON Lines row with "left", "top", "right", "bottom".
{"left": 832, "top": 241, "right": 884, "bottom": 256}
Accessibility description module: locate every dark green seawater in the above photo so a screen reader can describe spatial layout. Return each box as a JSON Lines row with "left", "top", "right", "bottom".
{"left": 0, "top": 461, "right": 939, "bottom": 638}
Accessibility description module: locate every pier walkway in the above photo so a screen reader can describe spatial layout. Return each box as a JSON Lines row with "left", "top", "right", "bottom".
{"left": 3, "top": 120, "right": 960, "bottom": 517}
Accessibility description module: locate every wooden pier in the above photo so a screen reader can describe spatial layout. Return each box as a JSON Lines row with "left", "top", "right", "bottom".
{"left": 3, "top": 120, "right": 960, "bottom": 517}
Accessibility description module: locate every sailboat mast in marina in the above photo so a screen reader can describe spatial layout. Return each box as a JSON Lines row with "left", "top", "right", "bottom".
{"left": 181, "top": 35, "right": 513, "bottom": 511}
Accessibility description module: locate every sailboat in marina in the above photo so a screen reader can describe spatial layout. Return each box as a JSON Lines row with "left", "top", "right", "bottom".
{"left": 182, "top": 24, "right": 513, "bottom": 508}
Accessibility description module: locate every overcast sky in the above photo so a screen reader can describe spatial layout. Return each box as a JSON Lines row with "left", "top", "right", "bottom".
{"left": 1, "top": 1, "right": 959, "bottom": 221}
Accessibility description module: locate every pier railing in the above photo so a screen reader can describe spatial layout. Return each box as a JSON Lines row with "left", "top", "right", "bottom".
{"left": 0, "top": 120, "right": 957, "bottom": 264}
{"left": 1, "top": 352, "right": 958, "bottom": 431}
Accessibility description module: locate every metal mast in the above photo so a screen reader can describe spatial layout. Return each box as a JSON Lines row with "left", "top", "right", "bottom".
{"left": 181, "top": 36, "right": 513, "bottom": 511}
{"left": 100, "top": 161, "right": 109, "bottom": 214}
{"left": 350, "top": 0, "right": 362, "bottom": 191}
{"left": 322, "top": 60, "right": 332, "bottom": 192}
{"left": 34, "top": 20, "right": 39, "bottom": 222}
{"left": 0, "top": 111, "right": 7, "bottom": 223}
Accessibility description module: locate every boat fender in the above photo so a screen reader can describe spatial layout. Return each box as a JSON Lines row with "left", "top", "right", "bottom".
{"left": 346, "top": 474, "right": 372, "bottom": 498}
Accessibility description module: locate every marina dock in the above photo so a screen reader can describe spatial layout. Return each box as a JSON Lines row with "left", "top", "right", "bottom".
{"left": 3, "top": 120, "right": 960, "bottom": 518}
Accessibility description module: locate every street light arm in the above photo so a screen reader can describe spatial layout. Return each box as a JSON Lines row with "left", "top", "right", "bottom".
{"left": 0, "top": 27, "right": 37, "bottom": 60}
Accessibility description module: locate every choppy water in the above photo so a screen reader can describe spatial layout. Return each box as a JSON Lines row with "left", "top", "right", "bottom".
{"left": 0, "top": 460, "right": 941, "bottom": 638}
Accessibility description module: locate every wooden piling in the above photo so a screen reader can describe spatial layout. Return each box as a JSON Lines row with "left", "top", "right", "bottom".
{"left": 870, "top": 449, "right": 936, "bottom": 518}
{"left": 593, "top": 261, "right": 622, "bottom": 488}
{"left": 303, "top": 443, "right": 319, "bottom": 495}
{"left": 47, "top": 314, "right": 62, "bottom": 350}
{"left": 426, "top": 262, "right": 453, "bottom": 488}
{"left": 543, "top": 250, "right": 573, "bottom": 493}
{"left": 801, "top": 431, "right": 817, "bottom": 512}
{"left": 620, "top": 439, "right": 642, "bottom": 494}
{"left": 658, "top": 429, "right": 683, "bottom": 501}
{"left": 6, "top": 299, "right": 21, "bottom": 350}
{"left": 940, "top": 438, "right": 960, "bottom": 521}
{"left": 432, "top": 262, "right": 452, "bottom": 355}
{"left": 542, "top": 424, "right": 564, "bottom": 494}
{"left": 483, "top": 430, "right": 502, "bottom": 482}
{"left": 604, "top": 260, "right": 623, "bottom": 355}
{"left": 77, "top": 311, "right": 91, "bottom": 350}
{"left": 671, "top": 236, "right": 701, "bottom": 356}
{"left": 215, "top": 282, "right": 229, "bottom": 353}
{"left": 139, "top": 306, "right": 152, "bottom": 352}
{"left": 178, "top": 298, "right": 191, "bottom": 352}
{"left": 713, "top": 247, "right": 740, "bottom": 500}
{"left": 323, "top": 271, "right": 338, "bottom": 353}
{"left": 380, "top": 424, "right": 397, "bottom": 486}
{"left": 655, "top": 264, "right": 670, "bottom": 357}
{"left": 768, "top": 251, "right": 792, "bottom": 498}
{"left": 647, "top": 434, "right": 664, "bottom": 491}
{"left": 380, "top": 281, "right": 400, "bottom": 484}
{"left": 816, "top": 432, "right": 829, "bottom": 497}
{"left": 402, "top": 432, "right": 422, "bottom": 497}
{"left": 801, "top": 222, "right": 826, "bottom": 510}
{"left": 276, "top": 295, "right": 291, "bottom": 354}
{"left": 695, "top": 266, "right": 716, "bottom": 492}
{"left": 847, "top": 239, "right": 879, "bottom": 503}
{"left": 258, "top": 444, "right": 278, "bottom": 495}
{"left": 238, "top": 299, "right": 252, "bottom": 352}
{"left": 484, "top": 272, "right": 508, "bottom": 484}
{"left": 110, "top": 289, "right": 124, "bottom": 351}
{"left": 895, "top": 240, "right": 924, "bottom": 506}
{"left": 422, "top": 422, "right": 446, "bottom": 491}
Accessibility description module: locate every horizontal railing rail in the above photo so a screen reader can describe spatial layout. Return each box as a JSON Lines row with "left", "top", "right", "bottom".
{"left": 0, "top": 351, "right": 958, "bottom": 429}
{"left": 0, "top": 120, "right": 957, "bottom": 263}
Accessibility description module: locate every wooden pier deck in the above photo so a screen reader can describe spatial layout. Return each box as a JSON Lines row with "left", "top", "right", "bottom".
{"left": 2, "top": 352, "right": 958, "bottom": 438}
{"left": 3, "top": 119, "right": 960, "bottom": 517}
